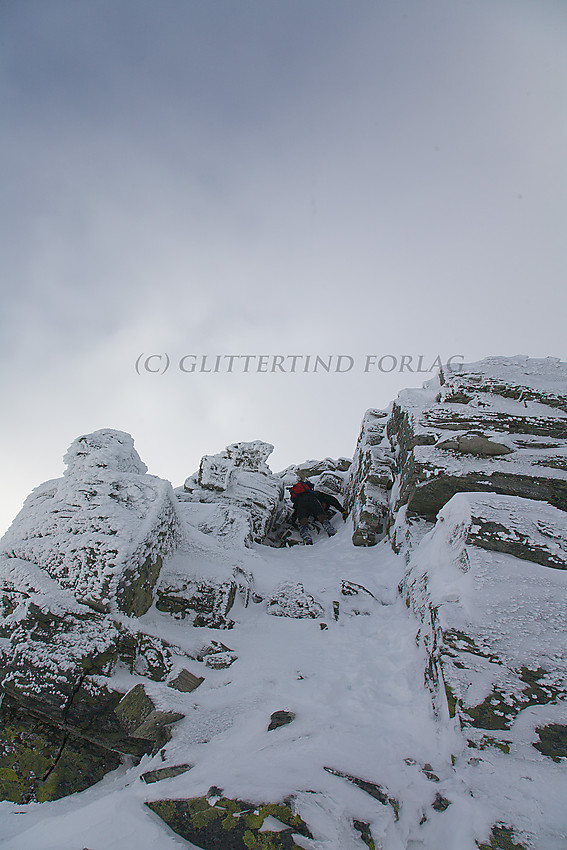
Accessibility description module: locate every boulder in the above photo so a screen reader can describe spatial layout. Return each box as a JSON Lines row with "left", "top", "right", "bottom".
{"left": 268, "top": 710, "right": 296, "bottom": 730}
{"left": 0, "top": 429, "right": 181, "bottom": 616}
{"left": 345, "top": 409, "right": 394, "bottom": 545}
{"left": 178, "top": 440, "right": 284, "bottom": 546}
{"left": 114, "top": 683, "right": 184, "bottom": 747}
{"left": 0, "top": 694, "right": 123, "bottom": 804}
{"left": 141, "top": 763, "right": 193, "bottom": 784}
{"left": 385, "top": 357, "right": 567, "bottom": 521}
{"left": 146, "top": 795, "right": 312, "bottom": 849}
{"left": 266, "top": 582, "right": 325, "bottom": 619}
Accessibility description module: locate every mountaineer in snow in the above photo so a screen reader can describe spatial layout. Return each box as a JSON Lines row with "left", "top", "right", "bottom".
{"left": 288, "top": 479, "right": 345, "bottom": 545}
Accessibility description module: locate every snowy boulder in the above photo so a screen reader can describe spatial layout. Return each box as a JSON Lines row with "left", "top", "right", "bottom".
{"left": 177, "top": 440, "right": 284, "bottom": 546}
{"left": 314, "top": 470, "right": 346, "bottom": 495}
{"left": 279, "top": 456, "right": 352, "bottom": 479}
{"left": 266, "top": 582, "right": 325, "bottom": 619}
{"left": 0, "top": 554, "right": 185, "bottom": 724}
{"left": 156, "top": 575, "right": 237, "bottom": 628}
{"left": 114, "top": 683, "right": 184, "bottom": 748}
{"left": 0, "top": 429, "right": 181, "bottom": 616}
{"left": 386, "top": 356, "right": 567, "bottom": 520}
{"left": 184, "top": 502, "right": 255, "bottom": 549}
{"left": 0, "top": 583, "right": 120, "bottom": 723}
{"left": 345, "top": 409, "right": 394, "bottom": 546}
{"left": 0, "top": 558, "right": 155, "bottom": 803}
{"left": 154, "top": 548, "right": 252, "bottom": 628}
{"left": 447, "top": 492, "right": 567, "bottom": 570}
{"left": 62, "top": 428, "right": 149, "bottom": 476}
{"left": 399, "top": 492, "right": 567, "bottom": 786}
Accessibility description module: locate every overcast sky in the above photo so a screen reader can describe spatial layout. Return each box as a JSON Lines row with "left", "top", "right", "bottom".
{"left": 1, "top": 0, "right": 566, "bottom": 534}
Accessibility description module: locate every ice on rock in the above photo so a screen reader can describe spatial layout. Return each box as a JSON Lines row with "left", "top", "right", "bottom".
{"left": 384, "top": 355, "right": 567, "bottom": 519}
{"left": 0, "top": 428, "right": 181, "bottom": 616}
{"left": 345, "top": 408, "right": 395, "bottom": 546}
{"left": 1, "top": 358, "right": 567, "bottom": 848}
{"left": 176, "top": 439, "right": 284, "bottom": 546}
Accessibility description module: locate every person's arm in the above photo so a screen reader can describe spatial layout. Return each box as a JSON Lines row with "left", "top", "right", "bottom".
{"left": 314, "top": 491, "right": 343, "bottom": 513}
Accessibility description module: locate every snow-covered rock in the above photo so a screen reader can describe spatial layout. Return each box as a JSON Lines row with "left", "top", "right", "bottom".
{"left": 266, "top": 581, "right": 325, "bottom": 619}
{"left": 345, "top": 408, "right": 395, "bottom": 546}
{"left": 0, "top": 429, "right": 181, "bottom": 616}
{"left": 177, "top": 440, "right": 285, "bottom": 546}
{"left": 1, "top": 358, "right": 566, "bottom": 848}
{"left": 386, "top": 356, "right": 567, "bottom": 520}
{"left": 398, "top": 489, "right": 567, "bottom": 847}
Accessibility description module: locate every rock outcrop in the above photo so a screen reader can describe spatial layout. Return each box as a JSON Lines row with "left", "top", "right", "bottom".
{"left": 1, "top": 357, "right": 566, "bottom": 849}
{"left": 345, "top": 409, "right": 394, "bottom": 546}
{"left": 397, "top": 489, "right": 567, "bottom": 844}
{"left": 0, "top": 429, "right": 181, "bottom": 616}
{"left": 176, "top": 440, "right": 285, "bottom": 547}
{"left": 0, "top": 431, "right": 191, "bottom": 802}
{"left": 386, "top": 356, "right": 567, "bottom": 520}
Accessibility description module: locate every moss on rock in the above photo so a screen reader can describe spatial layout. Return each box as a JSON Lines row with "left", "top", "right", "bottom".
{"left": 0, "top": 696, "right": 121, "bottom": 803}
{"left": 146, "top": 796, "right": 312, "bottom": 849}
{"left": 476, "top": 824, "right": 526, "bottom": 849}
{"left": 533, "top": 723, "right": 567, "bottom": 761}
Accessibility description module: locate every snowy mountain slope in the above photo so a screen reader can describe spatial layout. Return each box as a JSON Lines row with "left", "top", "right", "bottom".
{"left": 0, "top": 526, "right": 489, "bottom": 849}
{"left": 0, "top": 356, "right": 566, "bottom": 849}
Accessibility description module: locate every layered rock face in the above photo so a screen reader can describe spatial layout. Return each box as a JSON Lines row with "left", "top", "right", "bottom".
{"left": 0, "top": 431, "right": 192, "bottom": 802}
{"left": 0, "top": 358, "right": 566, "bottom": 849}
{"left": 387, "top": 356, "right": 567, "bottom": 519}
{"left": 0, "top": 429, "right": 181, "bottom": 616}
{"left": 344, "top": 409, "right": 395, "bottom": 546}
{"left": 349, "top": 356, "right": 567, "bottom": 545}
{"left": 383, "top": 358, "right": 567, "bottom": 848}
{"left": 176, "top": 440, "right": 285, "bottom": 547}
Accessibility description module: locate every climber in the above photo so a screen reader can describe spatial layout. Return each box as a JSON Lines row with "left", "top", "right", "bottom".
{"left": 288, "top": 479, "right": 344, "bottom": 545}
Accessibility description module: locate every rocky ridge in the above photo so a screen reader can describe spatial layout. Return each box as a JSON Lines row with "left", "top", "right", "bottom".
{"left": 0, "top": 356, "right": 565, "bottom": 849}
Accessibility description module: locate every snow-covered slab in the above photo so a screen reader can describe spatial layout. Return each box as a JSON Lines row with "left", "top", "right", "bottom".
{"left": 178, "top": 440, "right": 284, "bottom": 545}
{"left": 453, "top": 492, "right": 567, "bottom": 569}
{"left": 153, "top": 543, "right": 251, "bottom": 628}
{"left": 346, "top": 409, "right": 395, "bottom": 546}
{"left": 0, "top": 430, "right": 181, "bottom": 616}
{"left": 404, "top": 443, "right": 567, "bottom": 518}
{"left": 440, "top": 355, "right": 567, "bottom": 412}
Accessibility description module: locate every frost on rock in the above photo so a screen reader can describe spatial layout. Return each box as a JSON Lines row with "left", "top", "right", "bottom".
{"left": 0, "top": 590, "right": 119, "bottom": 721}
{"left": 0, "top": 429, "right": 181, "bottom": 616}
{"left": 176, "top": 440, "right": 285, "bottom": 546}
{"left": 0, "top": 549, "right": 200, "bottom": 803}
{"left": 345, "top": 409, "right": 394, "bottom": 546}
{"left": 1, "top": 357, "right": 567, "bottom": 846}
{"left": 457, "top": 492, "right": 567, "bottom": 569}
{"left": 399, "top": 489, "right": 567, "bottom": 846}
{"left": 267, "top": 581, "right": 325, "bottom": 619}
{"left": 154, "top": 546, "right": 251, "bottom": 628}
{"left": 385, "top": 356, "right": 567, "bottom": 520}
